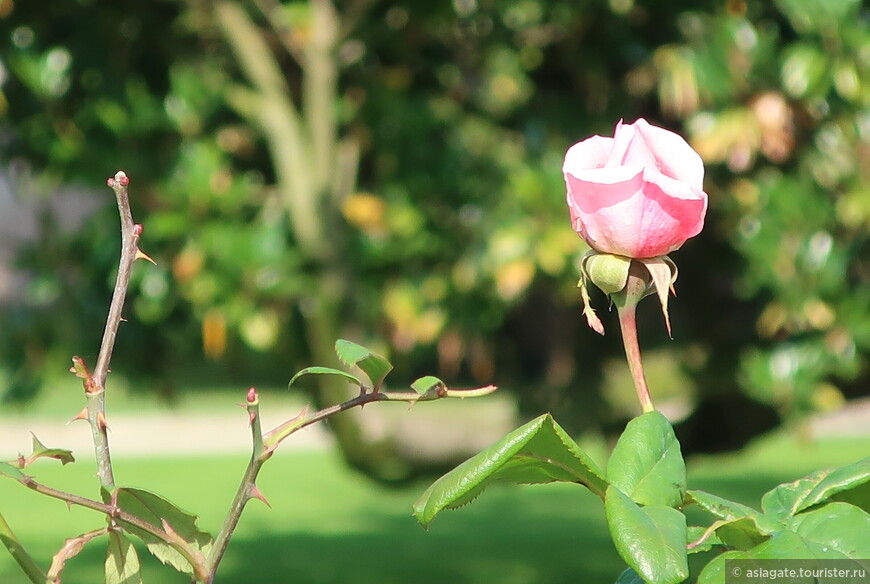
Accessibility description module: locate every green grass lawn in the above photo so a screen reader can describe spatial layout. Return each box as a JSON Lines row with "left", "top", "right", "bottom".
{"left": 1, "top": 432, "right": 868, "bottom": 584}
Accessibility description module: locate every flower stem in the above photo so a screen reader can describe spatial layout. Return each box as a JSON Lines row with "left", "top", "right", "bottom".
{"left": 617, "top": 302, "right": 655, "bottom": 413}
{"left": 612, "top": 260, "right": 656, "bottom": 414}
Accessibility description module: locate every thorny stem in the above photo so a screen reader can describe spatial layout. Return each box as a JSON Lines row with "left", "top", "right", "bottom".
{"left": 0, "top": 510, "right": 46, "bottom": 584}
{"left": 206, "top": 383, "right": 497, "bottom": 582}
{"left": 205, "top": 389, "right": 265, "bottom": 583}
{"left": 3, "top": 171, "right": 152, "bottom": 583}
{"left": 12, "top": 474, "right": 206, "bottom": 578}
{"left": 265, "top": 384, "right": 497, "bottom": 449}
{"left": 85, "top": 171, "right": 144, "bottom": 490}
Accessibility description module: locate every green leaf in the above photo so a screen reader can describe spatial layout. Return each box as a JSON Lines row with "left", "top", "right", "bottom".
{"left": 606, "top": 411, "right": 686, "bottom": 508}
{"left": 788, "top": 501, "right": 870, "bottom": 556}
{"left": 334, "top": 339, "right": 393, "bottom": 390}
{"left": 697, "top": 503, "right": 870, "bottom": 584}
{"left": 0, "top": 462, "right": 25, "bottom": 481}
{"left": 686, "top": 525, "right": 722, "bottom": 554}
{"left": 614, "top": 566, "right": 645, "bottom": 584}
{"left": 687, "top": 490, "right": 761, "bottom": 522}
{"left": 413, "top": 414, "right": 607, "bottom": 528}
{"left": 30, "top": 434, "right": 75, "bottom": 466}
{"left": 832, "top": 483, "right": 870, "bottom": 514}
{"left": 695, "top": 550, "right": 743, "bottom": 584}
{"left": 410, "top": 375, "right": 445, "bottom": 394}
{"left": 288, "top": 366, "right": 361, "bottom": 389}
{"left": 761, "top": 458, "right": 870, "bottom": 521}
{"left": 115, "top": 488, "right": 212, "bottom": 576}
{"left": 106, "top": 531, "right": 142, "bottom": 584}
{"left": 713, "top": 517, "right": 771, "bottom": 550}
{"left": 687, "top": 490, "right": 781, "bottom": 537}
{"left": 605, "top": 486, "right": 688, "bottom": 584}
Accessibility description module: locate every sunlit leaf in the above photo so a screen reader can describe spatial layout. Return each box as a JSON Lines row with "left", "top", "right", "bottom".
{"left": 761, "top": 458, "right": 870, "bottom": 521}
{"left": 30, "top": 434, "right": 75, "bottom": 466}
{"left": 409, "top": 376, "right": 444, "bottom": 394}
{"left": 106, "top": 531, "right": 142, "bottom": 584}
{"left": 116, "top": 488, "right": 212, "bottom": 576}
{"left": 334, "top": 339, "right": 393, "bottom": 390}
{"left": 288, "top": 366, "right": 361, "bottom": 390}
{"left": 606, "top": 411, "right": 686, "bottom": 508}
{"left": 605, "top": 486, "right": 688, "bottom": 584}
{"left": 698, "top": 504, "right": 870, "bottom": 583}
{"left": 413, "top": 414, "right": 607, "bottom": 528}
{"left": 687, "top": 490, "right": 781, "bottom": 537}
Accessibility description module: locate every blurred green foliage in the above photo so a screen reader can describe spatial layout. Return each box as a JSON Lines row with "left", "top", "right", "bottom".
{"left": 0, "top": 0, "right": 868, "bottom": 452}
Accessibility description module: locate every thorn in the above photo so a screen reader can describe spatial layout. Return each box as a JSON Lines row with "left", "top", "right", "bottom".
{"left": 68, "top": 407, "right": 89, "bottom": 424}
{"left": 96, "top": 411, "right": 110, "bottom": 432}
{"left": 249, "top": 485, "right": 272, "bottom": 508}
{"left": 135, "top": 249, "right": 157, "bottom": 265}
{"left": 119, "top": 316, "right": 127, "bottom": 322}
{"left": 161, "top": 519, "right": 179, "bottom": 538}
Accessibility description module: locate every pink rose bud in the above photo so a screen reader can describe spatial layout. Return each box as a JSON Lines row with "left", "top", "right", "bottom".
{"left": 563, "top": 119, "right": 708, "bottom": 259}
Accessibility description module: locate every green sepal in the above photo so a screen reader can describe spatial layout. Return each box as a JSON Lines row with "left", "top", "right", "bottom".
{"left": 583, "top": 252, "right": 632, "bottom": 295}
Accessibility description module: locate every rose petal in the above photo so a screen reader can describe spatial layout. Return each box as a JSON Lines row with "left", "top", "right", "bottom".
{"left": 565, "top": 166, "right": 706, "bottom": 258}
{"left": 565, "top": 167, "right": 645, "bottom": 253}
{"left": 563, "top": 135, "right": 616, "bottom": 172}
{"left": 564, "top": 119, "right": 708, "bottom": 258}
{"left": 608, "top": 120, "right": 658, "bottom": 170}
{"left": 629, "top": 119, "right": 705, "bottom": 190}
